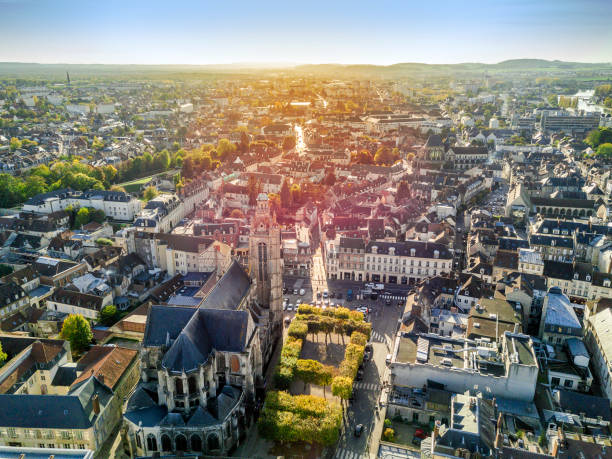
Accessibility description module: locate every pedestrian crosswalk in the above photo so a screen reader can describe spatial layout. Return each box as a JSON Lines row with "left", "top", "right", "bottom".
{"left": 353, "top": 381, "right": 380, "bottom": 391}
{"left": 380, "top": 294, "right": 407, "bottom": 301}
{"left": 371, "top": 330, "right": 386, "bottom": 342}
{"left": 334, "top": 447, "right": 367, "bottom": 459}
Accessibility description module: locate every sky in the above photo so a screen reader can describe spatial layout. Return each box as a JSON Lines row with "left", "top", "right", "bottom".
{"left": 0, "top": 0, "right": 611, "bottom": 65}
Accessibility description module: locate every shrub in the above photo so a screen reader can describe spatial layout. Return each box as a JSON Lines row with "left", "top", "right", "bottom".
{"left": 384, "top": 418, "right": 392, "bottom": 428}
{"left": 350, "top": 331, "right": 367, "bottom": 346}
{"left": 383, "top": 428, "right": 395, "bottom": 441}
{"left": 288, "top": 320, "right": 308, "bottom": 339}
{"left": 259, "top": 391, "right": 342, "bottom": 446}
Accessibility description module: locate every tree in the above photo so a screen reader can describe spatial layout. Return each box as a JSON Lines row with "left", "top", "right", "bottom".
{"left": 109, "top": 185, "right": 126, "bottom": 193}
{"left": 0, "top": 264, "right": 13, "bottom": 277}
{"left": 322, "top": 170, "right": 336, "bottom": 186}
{"left": 99, "top": 305, "right": 118, "bottom": 326}
{"left": 383, "top": 428, "right": 395, "bottom": 441}
{"left": 290, "top": 183, "right": 302, "bottom": 205}
{"left": 60, "top": 314, "right": 93, "bottom": 353}
{"left": 295, "top": 359, "right": 323, "bottom": 391}
{"left": 91, "top": 136, "right": 104, "bottom": 151}
{"left": 374, "top": 146, "right": 400, "bottom": 165}
{"left": 23, "top": 175, "right": 47, "bottom": 198}
{"left": 9, "top": 137, "right": 21, "bottom": 152}
{"left": 595, "top": 143, "right": 612, "bottom": 158}
{"left": 247, "top": 175, "right": 259, "bottom": 206}
{"left": 282, "top": 135, "right": 296, "bottom": 152}
{"left": 0, "top": 341, "right": 6, "bottom": 367}
{"left": 216, "top": 138, "right": 237, "bottom": 160}
{"left": 353, "top": 149, "right": 373, "bottom": 164}
{"left": 331, "top": 376, "right": 353, "bottom": 405}
{"left": 143, "top": 185, "right": 159, "bottom": 202}
{"left": 397, "top": 180, "right": 410, "bottom": 200}
{"left": 586, "top": 127, "right": 612, "bottom": 148}
{"left": 230, "top": 209, "right": 245, "bottom": 219}
{"left": 75, "top": 207, "right": 90, "bottom": 228}
{"left": 280, "top": 179, "right": 292, "bottom": 208}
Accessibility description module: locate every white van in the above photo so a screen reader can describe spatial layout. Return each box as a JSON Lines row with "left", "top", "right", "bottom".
{"left": 299, "top": 288, "right": 305, "bottom": 296}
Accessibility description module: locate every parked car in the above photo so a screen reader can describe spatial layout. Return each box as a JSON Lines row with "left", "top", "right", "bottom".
{"left": 412, "top": 436, "right": 422, "bottom": 446}
{"left": 356, "top": 368, "right": 364, "bottom": 381}
{"left": 364, "top": 348, "right": 372, "bottom": 361}
{"left": 299, "top": 288, "right": 305, "bottom": 296}
{"left": 385, "top": 299, "right": 391, "bottom": 306}
{"left": 323, "top": 290, "right": 329, "bottom": 299}
{"left": 386, "top": 354, "right": 392, "bottom": 365}
{"left": 354, "top": 424, "right": 364, "bottom": 437}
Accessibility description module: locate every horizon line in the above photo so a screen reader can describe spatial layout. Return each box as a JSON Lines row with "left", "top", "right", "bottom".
{"left": 1, "top": 58, "right": 612, "bottom": 67}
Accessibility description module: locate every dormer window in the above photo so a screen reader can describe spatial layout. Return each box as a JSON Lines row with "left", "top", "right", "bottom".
{"left": 605, "top": 279, "right": 611, "bottom": 288}
{"left": 389, "top": 247, "right": 395, "bottom": 256}
{"left": 410, "top": 248, "right": 416, "bottom": 257}
{"left": 574, "top": 273, "right": 579, "bottom": 280}
{"left": 586, "top": 275, "right": 591, "bottom": 282}
{"left": 434, "top": 250, "right": 439, "bottom": 259}
{"left": 372, "top": 246, "right": 378, "bottom": 254}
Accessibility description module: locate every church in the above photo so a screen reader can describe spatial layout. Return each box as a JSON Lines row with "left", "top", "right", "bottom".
{"left": 123, "top": 194, "right": 283, "bottom": 456}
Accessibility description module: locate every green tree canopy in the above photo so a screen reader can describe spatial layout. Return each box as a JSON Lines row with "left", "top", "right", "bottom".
{"left": 595, "top": 143, "right": 612, "bottom": 158}
{"left": 0, "top": 342, "right": 6, "bottom": 367}
{"left": 99, "top": 305, "right": 118, "bottom": 326}
{"left": 143, "top": 185, "right": 159, "bottom": 202}
{"left": 60, "top": 314, "right": 93, "bottom": 353}
{"left": 75, "top": 207, "right": 90, "bottom": 228}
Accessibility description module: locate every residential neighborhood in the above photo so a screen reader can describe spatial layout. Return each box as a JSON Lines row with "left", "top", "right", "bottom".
{"left": 1, "top": 19, "right": 612, "bottom": 459}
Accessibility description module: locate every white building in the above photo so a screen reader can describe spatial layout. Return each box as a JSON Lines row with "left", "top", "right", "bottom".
{"left": 23, "top": 189, "right": 142, "bottom": 221}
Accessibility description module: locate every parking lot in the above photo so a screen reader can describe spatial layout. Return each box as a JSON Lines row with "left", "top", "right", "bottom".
{"left": 482, "top": 182, "right": 509, "bottom": 216}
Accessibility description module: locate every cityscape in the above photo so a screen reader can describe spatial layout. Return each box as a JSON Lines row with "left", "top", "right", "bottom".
{"left": 1, "top": 1, "right": 612, "bottom": 459}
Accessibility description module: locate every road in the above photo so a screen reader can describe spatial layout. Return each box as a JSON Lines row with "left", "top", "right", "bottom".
{"left": 334, "top": 292, "right": 403, "bottom": 459}
{"left": 295, "top": 124, "right": 307, "bottom": 155}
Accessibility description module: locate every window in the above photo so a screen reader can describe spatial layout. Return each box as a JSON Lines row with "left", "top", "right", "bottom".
{"left": 551, "top": 377, "right": 560, "bottom": 386}
{"left": 564, "top": 379, "right": 573, "bottom": 388}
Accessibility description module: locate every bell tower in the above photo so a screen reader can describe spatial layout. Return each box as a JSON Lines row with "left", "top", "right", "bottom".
{"left": 249, "top": 193, "right": 283, "bottom": 360}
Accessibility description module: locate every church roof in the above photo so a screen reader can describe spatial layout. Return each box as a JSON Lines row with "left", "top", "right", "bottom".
{"left": 161, "top": 309, "right": 250, "bottom": 373}
{"left": 199, "top": 259, "right": 251, "bottom": 310}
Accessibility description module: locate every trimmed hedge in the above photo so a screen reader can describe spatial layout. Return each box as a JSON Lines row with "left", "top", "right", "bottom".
{"left": 275, "top": 336, "right": 303, "bottom": 390}
{"left": 258, "top": 391, "right": 342, "bottom": 446}
{"left": 332, "top": 331, "right": 367, "bottom": 399}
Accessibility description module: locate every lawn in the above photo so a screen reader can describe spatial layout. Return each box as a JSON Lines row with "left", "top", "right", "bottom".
{"left": 119, "top": 176, "right": 153, "bottom": 193}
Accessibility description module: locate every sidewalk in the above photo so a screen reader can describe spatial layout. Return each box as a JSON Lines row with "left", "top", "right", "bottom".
{"left": 367, "top": 369, "right": 390, "bottom": 459}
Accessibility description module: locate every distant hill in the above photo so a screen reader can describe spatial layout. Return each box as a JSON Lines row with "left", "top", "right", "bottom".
{"left": 0, "top": 59, "right": 611, "bottom": 80}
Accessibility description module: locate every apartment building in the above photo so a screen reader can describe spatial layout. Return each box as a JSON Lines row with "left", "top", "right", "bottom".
{"left": 23, "top": 189, "right": 142, "bottom": 221}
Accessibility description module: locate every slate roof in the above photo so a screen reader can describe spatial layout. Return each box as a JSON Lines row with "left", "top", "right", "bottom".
{"left": 199, "top": 260, "right": 250, "bottom": 310}
{"left": 554, "top": 389, "right": 612, "bottom": 422}
{"left": 543, "top": 288, "right": 581, "bottom": 330}
{"left": 142, "top": 305, "right": 196, "bottom": 347}
{"left": 0, "top": 376, "right": 111, "bottom": 429}
{"left": 365, "top": 240, "right": 452, "bottom": 259}
{"left": 161, "top": 309, "right": 250, "bottom": 372}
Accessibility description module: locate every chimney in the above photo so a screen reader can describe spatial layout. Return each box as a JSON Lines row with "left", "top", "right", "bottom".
{"left": 92, "top": 394, "right": 100, "bottom": 415}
